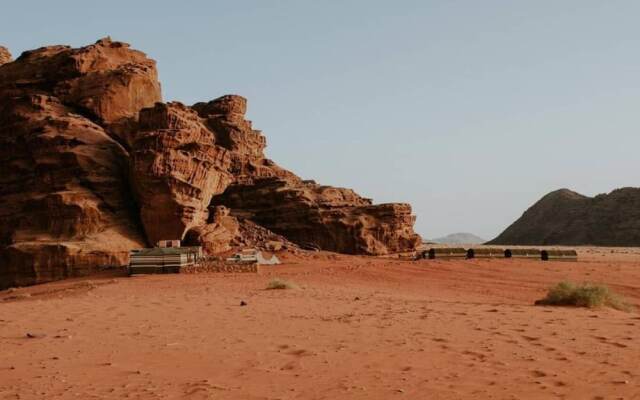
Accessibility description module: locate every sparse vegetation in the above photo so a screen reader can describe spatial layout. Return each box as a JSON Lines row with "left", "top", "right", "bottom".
{"left": 535, "top": 281, "right": 630, "bottom": 311}
{"left": 266, "top": 278, "right": 299, "bottom": 290}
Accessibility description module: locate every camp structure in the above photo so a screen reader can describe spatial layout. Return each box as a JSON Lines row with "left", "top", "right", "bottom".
{"left": 504, "top": 248, "right": 541, "bottom": 259}
{"left": 157, "top": 239, "right": 181, "bottom": 248}
{"left": 541, "top": 249, "right": 578, "bottom": 261}
{"left": 226, "top": 249, "right": 281, "bottom": 265}
{"left": 128, "top": 245, "right": 203, "bottom": 274}
{"left": 466, "top": 248, "right": 505, "bottom": 259}
{"left": 422, "top": 247, "right": 467, "bottom": 260}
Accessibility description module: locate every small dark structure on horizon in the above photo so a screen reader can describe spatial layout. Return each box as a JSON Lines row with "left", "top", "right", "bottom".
{"left": 541, "top": 249, "right": 578, "bottom": 261}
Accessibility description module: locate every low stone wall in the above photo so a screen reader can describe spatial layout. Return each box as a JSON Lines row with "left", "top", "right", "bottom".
{"left": 181, "top": 260, "right": 258, "bottom": 274}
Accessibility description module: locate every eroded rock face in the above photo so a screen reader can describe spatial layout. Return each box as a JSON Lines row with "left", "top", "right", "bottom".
{"left": 182, "top": 206, "right": 240, "bottom": 254}
{"left": 233, "top": 219, "right": 299, "bottom": 252}
{"left": 129, "top": 102, "right": 232, "bottom": 245}
{"left": 488, "top": 188, "right": 640, "bottom": 246}
{"left": 0, "top": 37, "right": 161, "bottom": 140}
{"left": 194, "top": 95, "right": 298, "bottom": 183}
{"left": 0, "top": 38, "right": 421, "bottom": 288}
{"left": 212, "top": 177, "right": 421, "bottom": 255}
{"left": 0, "top": 93, "right": 145, "bottom": 289}
{"left": 0, "top": 38, "right": 157, "bottom": 288}
{"left": 200, "top": 95, "right": 421, "bottom": 255}
{"left": 0, "top": 46, "right": 11, "bottom": 66}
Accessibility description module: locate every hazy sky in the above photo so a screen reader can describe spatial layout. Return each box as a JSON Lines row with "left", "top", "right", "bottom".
{"left": 2, "top": 1, "right": 639, "bottom": 239}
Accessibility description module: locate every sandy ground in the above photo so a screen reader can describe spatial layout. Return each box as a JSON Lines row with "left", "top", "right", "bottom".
{"left": 1, "top": 247, "right": 640, "bottom": 399}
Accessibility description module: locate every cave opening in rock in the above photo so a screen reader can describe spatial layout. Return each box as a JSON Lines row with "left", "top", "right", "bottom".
{"left": 504, "top": 249, "right": 512, "bottom": 258}
{"left": 182, "top": 229, "right": 201, "bottom": 247}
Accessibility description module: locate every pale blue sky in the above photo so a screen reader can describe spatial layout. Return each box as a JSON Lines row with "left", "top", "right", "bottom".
{"left": 2, "top": 1, "right": 639, "bottom": 239}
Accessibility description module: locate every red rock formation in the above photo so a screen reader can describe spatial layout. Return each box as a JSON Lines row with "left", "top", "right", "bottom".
{"left": 0, "top": 37, "right": 161, "bottom": 142}
{"left": 0, "top": 93, "right": 146, "bottom": 288}
{"left": 198, "top": 95, "right": 421, "bottom": 255}
{"left": 193, "top": 95, "right": 299, "bottom": 183}
{"left": 0, "top": 38, "right": 421, "bottom": 288}
{"left": 129, "top": 102, "right": 233, "bottom": 245}
{"left": 0, "top": 46, "right": 11, "bottom": 66}
{"left": 128, "top": 95, "right": 303, "bottom": 252}
{"left": 232, "top": 219, "right": 299, "bottom": 252}
{"left": 181, "top": 206, "right": 240, "bottom": 254}
{"left": 0, "top": 38, "right": 157, "bottom": 288}
{"left": 212, "top": 177, "right": 420, "bottom": 254}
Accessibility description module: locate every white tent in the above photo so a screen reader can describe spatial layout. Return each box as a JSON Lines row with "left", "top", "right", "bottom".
{"left": 226, "top": 249, "right": 281, "bottom": 265}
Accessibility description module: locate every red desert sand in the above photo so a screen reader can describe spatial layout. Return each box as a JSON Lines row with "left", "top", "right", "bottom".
{"left": 1, "top": 247, "right": 640, "bottom": 399}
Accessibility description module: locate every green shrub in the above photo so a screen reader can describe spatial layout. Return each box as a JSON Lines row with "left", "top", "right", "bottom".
{"left": 266, "top": 278, "right": 299, "bottom": 290}
{"left": 535, "top": 281, "right": 630, "bottom": 311}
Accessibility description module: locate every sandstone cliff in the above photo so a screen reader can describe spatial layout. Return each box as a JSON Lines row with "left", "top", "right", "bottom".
{"left": 0, "top": 46, "right": 11, "bottom": 66}
{"left": 488, "top": 188, "right": 640, "bottom": 246}
{"left": 0, "top": 38, "right": 421, "bottom": 288}
{"left": 212, "top": 178, "right": 420, "bottom": 254}
{"left": 129, "top": 101, "right": 233, "bottom": 244}
{"left": 0, "top": 38, "right": 157, "bottom": 288}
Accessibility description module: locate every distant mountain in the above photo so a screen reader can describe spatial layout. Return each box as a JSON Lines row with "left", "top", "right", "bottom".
{"left": 488, "top": 187, "right": 640, "bottom": 246}
{"left": 431, "top": 232, "right": 486, "bottom": 244}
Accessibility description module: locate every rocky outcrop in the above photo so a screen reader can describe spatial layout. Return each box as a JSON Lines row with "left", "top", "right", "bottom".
{"left": 193, "top": 95, "right": 298, "bottom": 183}
{"left": 197, "top": 95, "right": 420, "bottom": 255}
{"left": 212, "top": 177, "right": 421, "bottom": 254}
{"left": 0, "top": 38, "right": 421, "bottom": 289}
{"left": 0, "top": 38, "right": 156, "bottom": 288}
{"left": 488, "top": 188, "right": 640, "bottom": 246}
{"left": 181, "top": 206, "right": 240, "bottom": 255}
{"left": 0, "top": 46, "right": 11, "bottom": 66}
{"left": 0, "top": 37, "right": 161, "bottom": 142}
{"left": 233, "top": 219, "right": 299, "bottom": 252}
{"left": 0, "top": 92, "right": 145, "bottom": 289}
{"left": 129, "top": 102, "right": 232, "bottom": 245}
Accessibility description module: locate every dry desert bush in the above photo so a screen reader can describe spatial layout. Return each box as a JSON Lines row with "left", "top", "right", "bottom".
{"left": 535, "top": 281, "right": 630, "bottom": 311}
{"left": 266, "top": 278, "right": 299, "bottom": 290}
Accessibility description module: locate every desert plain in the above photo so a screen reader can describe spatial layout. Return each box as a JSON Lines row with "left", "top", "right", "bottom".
{"left": 1, "top": 247, "right": 639, "bottom": 400}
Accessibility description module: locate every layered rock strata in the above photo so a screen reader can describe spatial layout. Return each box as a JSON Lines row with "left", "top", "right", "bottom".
{"left": 212, "top": 178, "right": 420, "bottom": 254}
{"left": 0, "top": 38, "right": 421, "bottom": 288}
{"left": 0, "top": 46, "right": 11, "bottom": 66}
